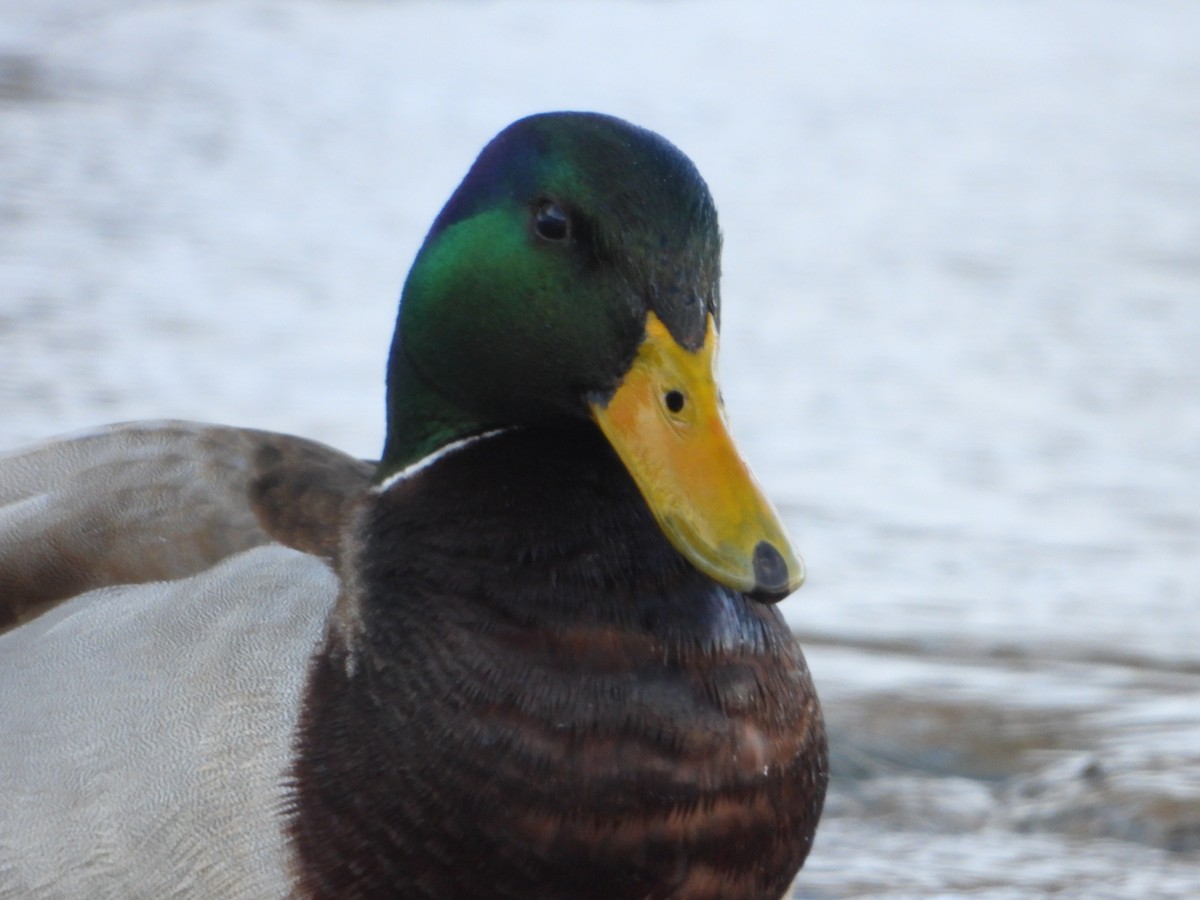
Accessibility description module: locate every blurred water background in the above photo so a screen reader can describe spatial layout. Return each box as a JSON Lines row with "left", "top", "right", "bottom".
{"left": 2, "top": 1, "right": 1198, "bottom": 896}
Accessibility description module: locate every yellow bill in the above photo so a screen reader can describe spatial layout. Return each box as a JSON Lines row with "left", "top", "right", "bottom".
{"left": 589, "top": 312, "right": 804, "bottom": 602}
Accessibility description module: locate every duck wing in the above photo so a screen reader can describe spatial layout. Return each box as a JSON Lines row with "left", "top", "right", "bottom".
{"left": 0, "top": 420, "right": 373, "bottom": 633}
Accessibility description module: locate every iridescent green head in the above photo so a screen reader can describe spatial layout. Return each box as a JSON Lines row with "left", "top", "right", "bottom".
{"left": 382, "top": 112, "right": 720, "bottom": 469}
{"left": 380, "top": 112, "right": 803, "bottom": 601}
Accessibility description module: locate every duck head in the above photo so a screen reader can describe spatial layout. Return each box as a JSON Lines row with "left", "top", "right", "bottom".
{"left": 379, "top": 112, "right": 803, "bottom": 602}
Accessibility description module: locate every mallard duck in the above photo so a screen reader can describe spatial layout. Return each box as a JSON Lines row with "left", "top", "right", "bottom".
{"left": 0, "top": 112, "right": 827, "bottom": 899}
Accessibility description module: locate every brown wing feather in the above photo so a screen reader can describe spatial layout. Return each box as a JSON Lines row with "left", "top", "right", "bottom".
{"left": 0, "top": 421, "right": 373, "bottom": 633}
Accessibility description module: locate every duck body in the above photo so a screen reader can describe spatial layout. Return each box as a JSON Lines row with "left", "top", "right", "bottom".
{"left": 0, "top": 424, "right": 824, "bottom": 899}
{"left": 0, "top": 111, "right": 827, "bottom": 897}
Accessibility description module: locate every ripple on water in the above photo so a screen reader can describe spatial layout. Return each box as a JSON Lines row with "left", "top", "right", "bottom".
{"left": 792, "top": 643, "right": 1200, "bottom": 897}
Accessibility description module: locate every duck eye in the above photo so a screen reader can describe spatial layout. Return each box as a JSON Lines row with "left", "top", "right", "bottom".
{"left": 534, "top": 201, "right": 571, "bottom": 242}
{"left": 664, "top": 390, "right": 686, "bottom": 414}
